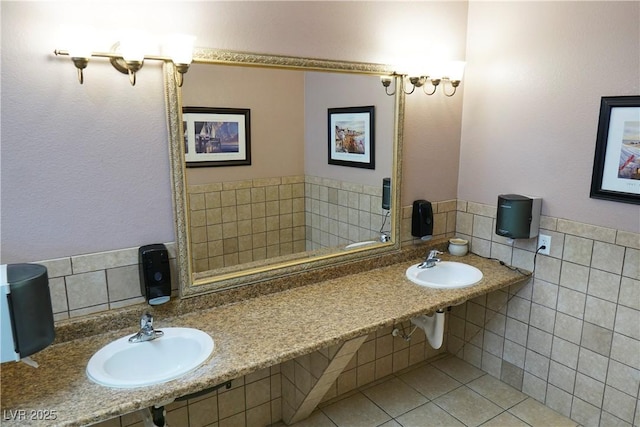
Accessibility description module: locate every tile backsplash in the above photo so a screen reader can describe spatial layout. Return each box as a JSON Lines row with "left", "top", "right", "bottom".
{"left": 38, "top": 243, "right": 178, "bottom": 321}
{"left": 187, "top": 176, "right": 307, "bottom": 273}
{"left": 304, "top": 175, "right": 390, "bottom": 250}
{"left": 448, "top": 200, "right": 640, "bottom": 427}
{"left": 186, "top": 175, "right": 392, "bottom": 274}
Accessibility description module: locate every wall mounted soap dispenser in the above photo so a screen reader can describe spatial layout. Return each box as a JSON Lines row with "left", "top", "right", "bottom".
{"left": 1, "top": 263, "right": 55, "bottom": 364}
{"left": 411, "top": 200, "right": 434, "bottom": 240}
{"left": 139, "top": 244, "right": 171, "bottom": 306}
{"left": 382, "top": 177, "right": 391, "bottom": 210}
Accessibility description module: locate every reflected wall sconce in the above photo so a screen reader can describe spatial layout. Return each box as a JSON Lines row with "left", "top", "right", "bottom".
{"left": 381, "top": 61, "right": 465, "bottom": 97}
{"left": 54, "top": 34, "right": 195, "bottom": 87}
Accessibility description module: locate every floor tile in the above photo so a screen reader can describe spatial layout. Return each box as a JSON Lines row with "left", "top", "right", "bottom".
{"left": 509, "top": 398, "right": 578, "bottom": 427}
{"left": 481, "top": 412, "right": 530, "bottom": 426}
{"left": 278, "top": 355, "right": 581, "bottom": 427}
{"left": 467, "top": 374, "right": 528, "bottom": 409}
{"left": 431, "top": 355, "right": 485, "bottom": 384}
{"left": 283, "top": 410, "right": 337, "bottom": 427}
{"left": 321, "top": 392, "right": 391, "bottom": 427}
{"left": 361, "top": 377, "right": 428, "bottom": 418}
{"left": 395, "top": 402, "right": 465, "bottom": 427}
{"left": 398, "top": 365, "right": 462, "bottom": 400}
{"left": 433, "top": 386, "right": 503, "bottom": 426}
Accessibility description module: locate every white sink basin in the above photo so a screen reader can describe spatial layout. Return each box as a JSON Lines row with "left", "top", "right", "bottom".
{"left": 87, "top": 327, "right": 214, "bottom": 388}
{"left": 345, "top": 240, "right": 377, "bottom": 249}
{"left": 406, "top": 261, "right": 483, "bottom": 289}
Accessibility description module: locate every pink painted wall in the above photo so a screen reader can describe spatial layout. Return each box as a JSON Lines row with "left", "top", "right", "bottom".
{"left": 459, "top": 1, "right": 640, "bottom": 233}
{"left": 304, "top": 72, "right": 395, "bottom": 187}
{"left": 183, "top": 64, "right": 305, "bottom": 184}
{"left": 1, "top": 1, "right": 467, "bottom": 263}
{"left": 3, "top": 1, "right": 636, "bottom": 265}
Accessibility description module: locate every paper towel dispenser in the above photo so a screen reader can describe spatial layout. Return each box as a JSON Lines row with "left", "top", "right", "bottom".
{"left": 496, "top": 194, "right": 542, "bottom": 239}
{"left": 1, "top": 264, "right": 55, "bottom": 364}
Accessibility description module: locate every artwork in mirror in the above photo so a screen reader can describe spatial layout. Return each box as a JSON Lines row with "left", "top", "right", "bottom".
{"left": 163, "top": 50, "right": 404, "bottom": 297}
{"left": 328, "top": 106, "right": 375, "bottom": 169}
{"left": 183, "top": 107, "right": 252, "bottom": 167}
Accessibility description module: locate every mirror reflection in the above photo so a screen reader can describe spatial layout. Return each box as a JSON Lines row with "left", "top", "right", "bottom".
{"left": 165, "top": 50, "right": 404, "bottom": 296}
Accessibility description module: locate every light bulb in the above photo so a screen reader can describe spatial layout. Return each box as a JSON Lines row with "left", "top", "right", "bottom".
{"left": 447, "top": 61, "right": 466, "bottom": 82}
{"left": 120, "top": 31, "right": 146, "bottom": 63}
{"left": 68, "top": 41, "right": 92, "bottom": 59}
{"left": 425, "top": 60, "right": 446, "bottom": 81}
{"left": 166, "top": 34, "right": 196, "bottom": 65}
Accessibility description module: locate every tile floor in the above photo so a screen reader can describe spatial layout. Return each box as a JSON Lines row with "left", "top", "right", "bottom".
{"left": 276, "top": 355, "right": 578, "bottom": 427}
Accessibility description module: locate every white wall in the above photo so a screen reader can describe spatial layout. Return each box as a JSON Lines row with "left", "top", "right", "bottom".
{"left": 459, "top": 1, "right": 640, "bottom": 233}
{"left": 0, "top": 1, "right": 468, "bottom": 263}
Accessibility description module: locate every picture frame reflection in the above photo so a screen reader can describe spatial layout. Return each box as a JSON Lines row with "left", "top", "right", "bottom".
{"left": 183, "top": 107, "right": 251, "bottom": 167}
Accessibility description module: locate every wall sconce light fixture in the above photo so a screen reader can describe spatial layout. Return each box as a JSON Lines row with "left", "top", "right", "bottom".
{"left": 54, "top": 34, "right": 195, "bottom": 87}
{"left": 381, "top": 61, "right": 465, "bottom": 97}
{"left": 164, "top": 34, "right": 196, "bottom": 88}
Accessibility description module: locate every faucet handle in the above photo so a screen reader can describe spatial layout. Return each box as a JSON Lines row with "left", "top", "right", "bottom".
{"left": 429, "top": 249, "right": 443, "bottom": 258}
{"left": 140, "top": 312, "right": 153, "bottom": 329}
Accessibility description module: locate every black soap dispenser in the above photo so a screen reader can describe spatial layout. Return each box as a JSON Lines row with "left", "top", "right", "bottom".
{"left": 411, "top": 200, "right": 434, "bottom": 239}
{"left": 139, "top": 244, "right": 171, "bottom": 305}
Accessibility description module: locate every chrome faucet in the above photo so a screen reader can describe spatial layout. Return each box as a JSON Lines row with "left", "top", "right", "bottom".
{"left": 129, "top": 312, "right": 164, "bottom": 343}
{"left": 417, "top": 249, "right": 442, "bottom": 269}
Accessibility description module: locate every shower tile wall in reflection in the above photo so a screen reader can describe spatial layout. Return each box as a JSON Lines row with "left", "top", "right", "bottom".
{"left": 188, "top": 176, "right": 307, "bottom": 273}
{"left": 187, "top": 175, "right": 393, "bottom": 273}
{"left": 304, "top": 176, "right": 389, "bottom": 250}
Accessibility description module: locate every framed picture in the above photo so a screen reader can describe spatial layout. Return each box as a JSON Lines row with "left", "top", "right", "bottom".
{"left": 328, "top": 106, "right": 375, "bottom": 169}
{"left": 182, "top": 107, "right": 251, "bottom": 167}
{"left": 590, "top": 96, "right": 640, "bottom": 205}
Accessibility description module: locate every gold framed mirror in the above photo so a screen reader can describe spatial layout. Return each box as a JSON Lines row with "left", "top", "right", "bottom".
{"left": 163, "top": 49, "right": 404, "bottom": 298}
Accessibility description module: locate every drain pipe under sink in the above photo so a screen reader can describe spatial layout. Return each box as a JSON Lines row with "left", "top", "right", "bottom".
{"left": 141, "top": 405, "right": 168, "bottom": 427}
{"left": 410, "top": 310, "right": 445, "bottom": 349}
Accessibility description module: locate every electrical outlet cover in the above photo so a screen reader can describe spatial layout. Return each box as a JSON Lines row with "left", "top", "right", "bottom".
{"left": 538, "top": 234, "right": 551, "bottom": 255}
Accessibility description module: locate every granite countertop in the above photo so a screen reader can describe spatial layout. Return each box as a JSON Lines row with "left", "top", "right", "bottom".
{"left": 0, "top": 251, "right": 530, "bottom": 427}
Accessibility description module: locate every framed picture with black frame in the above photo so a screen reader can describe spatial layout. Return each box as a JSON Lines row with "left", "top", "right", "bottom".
{"left": 328, "top": 106, "right": 375, "bottom": 169}
{"left": 590, "top": 96, "right": 640, "bottom": 205}
{"left": 182, "top": 107, "right": 251, "bottom": 167}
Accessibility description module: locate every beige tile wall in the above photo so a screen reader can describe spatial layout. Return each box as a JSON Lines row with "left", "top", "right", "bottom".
{"left": 400, "top": 199, "right": 458, "bottom": 245}
{"left": 188, "top": 177, "right": 307, "bottom": 273}
{"left": 93, "top": 366, "right": 282, "bottom": 427}
{"left": 320, "top": 323, "right": 447, "bottom": 403}
{"left": 38, "top": 243, "right": 177, "bottom": 321}
{"left": 281, "top": 335, "right": 368, "bottom": 424}
{"left": 304, "top": 176, "right": 390, "bottom": 249}
{"left": 448, "top": 200, "right": 640, "bottom": 427}
{"left": 188, "top": 175, "right": 401, "bottom": 271}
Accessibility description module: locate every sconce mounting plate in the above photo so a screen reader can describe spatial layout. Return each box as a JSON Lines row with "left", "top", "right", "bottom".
{"left": 109, "top": 42, "right": 144, "bottom": 75}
